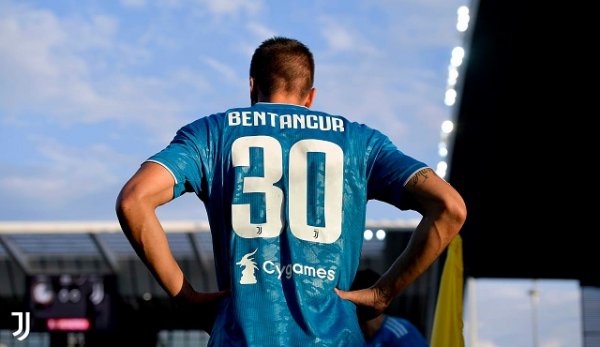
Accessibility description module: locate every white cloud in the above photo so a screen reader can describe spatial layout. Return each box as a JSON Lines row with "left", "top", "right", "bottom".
{"left": 0, "top": 136, "right": 127, "bottom": 213}
{"left": 314, "top": 55, "right": 448, "bottom": 169}
{"left": 67, "top": 15, "right": 119, "bottom": 50}
{"left": 199, "top": 0, "right": 262, "bottom": 16}
{"left": 246, "top": 21, "right": 276, "bottom": 41}
{"left": 0, "top": 3, "right": 210, "bottom": 135}
{"left": 0, "top": 6, "right": 108, "bottom": 121}
{"left": 318, "top": 17, "right": 380, "bottom": 57}
{"left": 151, "top": 0, "right": 181, "bottom": 8}
{"left": 356, "top": 0, "right": 466, "bottom": 50}
{"left": 0, "top": 0, "right": 463, "bottom": 222}
{"left": 203, "top": 57, "right": 239, "bottom": 83}
{"left": 120, "top": 0, "right": 147, "bottom": 8}
{"left": 0, "top": 6, "right": 64, "bottom": 76}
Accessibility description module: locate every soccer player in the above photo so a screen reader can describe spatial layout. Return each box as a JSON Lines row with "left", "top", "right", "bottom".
{"left": 116, "top": 36, "right": 466, "bottom": 346}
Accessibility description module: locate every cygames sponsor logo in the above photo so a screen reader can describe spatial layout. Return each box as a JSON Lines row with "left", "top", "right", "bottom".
{"left": 237, "top": 250, "right": 336, "bottom": 284}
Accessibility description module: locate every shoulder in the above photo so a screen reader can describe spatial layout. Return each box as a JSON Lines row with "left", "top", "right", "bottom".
{"left": 176, "top": 112, "right": 228, "bottom": 135}
{"left": 188, "top": 112, "right": 228, "bottom": 127}
{"left": 310, "top": 109, "right": 390, "bottom": 140}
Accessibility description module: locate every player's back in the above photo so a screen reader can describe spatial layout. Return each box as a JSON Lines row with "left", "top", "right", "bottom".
{"left": 207, "top": 102, "right": 371, "bottom": 346}
{"left": 149, "top": 102, "right": 427, "bottom": 346}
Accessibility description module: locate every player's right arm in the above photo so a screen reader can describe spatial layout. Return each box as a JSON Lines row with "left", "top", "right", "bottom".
{"left": 115, "top": 161, "right": 228, "bottom": 303}
{"left": 116, "top": 161, "right": 185, "bottom": 296}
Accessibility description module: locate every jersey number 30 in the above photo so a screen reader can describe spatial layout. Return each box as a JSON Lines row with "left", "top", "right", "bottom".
{"left": 231, "top": 135, "right": 343, "bottom": 244}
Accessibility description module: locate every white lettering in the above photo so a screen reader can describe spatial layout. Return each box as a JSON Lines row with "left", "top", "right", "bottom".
{"left": 242, "top": 111, "right": 252, "bottom": 126}
{"left": 268, "top": 112, "right": 278, "bottom": 126}
{"left": 293, "top": 114, "right": 306, "bottom": 129}
{"left": 292, "top": 263, "right": 304, "bottom": 276}
{"left": 306, "top": 115, "right": 318, "bottom": 129}
{"left": 228, "top": 111, "right": 241, "bottom": 126}
{"left": 254, "top": 111, "right": 266, "bottom": 126}
{"left": 259, "top": 259, "right": 336, "bottom": 282}
{"left": 263, "top": 261, "right": 276, "bottom": 275}
{"left": 327, "top": 269, "right": 335, "bottom": 281}
{"left": 332, "top": 118, "right": 344, "bottom": 132}
{"left": 319, "top": 116, "right": 332, "bottom": 131}
{"left": 227, "top": 111, "right": 345, "bottom": 132}
{"left": 280, "top": 114, "right": 292, "bottom": 129}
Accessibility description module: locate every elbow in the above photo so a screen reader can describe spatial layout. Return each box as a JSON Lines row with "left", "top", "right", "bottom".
{"left": 115, "top": 188, "right": 129, "bottom": 218}
{"left": 444, "top": 194, "right": 467, "bottom": 237}
{"left": 115, "top": 186, "right": 150, "bottom": 244}
{"left": 115, "top": 185, "right": 142, "bottom": 225}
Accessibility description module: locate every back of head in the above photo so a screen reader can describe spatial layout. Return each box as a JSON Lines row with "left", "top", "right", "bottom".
{"left": 249, "top": 36, "right": 314, "bottom": 104}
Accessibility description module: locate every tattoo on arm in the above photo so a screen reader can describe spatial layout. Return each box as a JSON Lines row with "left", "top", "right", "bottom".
{"left": 408, "top": 168, "right": 433, "bottom": 189}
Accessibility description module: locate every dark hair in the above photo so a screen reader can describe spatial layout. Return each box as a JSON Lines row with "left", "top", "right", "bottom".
{"left": 351, "top": 268, "right": 381, "bottom": 291}
{"left": 249, "top": 36, "right": 314, "bottom": 103}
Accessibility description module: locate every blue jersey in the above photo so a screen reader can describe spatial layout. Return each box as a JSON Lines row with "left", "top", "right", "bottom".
{"left": 366, "top": 316, "right": 429, "bottom": 347}
{"left": 147, "top": 102, "right": 428, "bottom": 346}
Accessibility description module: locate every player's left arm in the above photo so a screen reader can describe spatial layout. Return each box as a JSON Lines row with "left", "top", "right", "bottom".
{"left": 336, "top": 168, "right": 466, "bottom": 319}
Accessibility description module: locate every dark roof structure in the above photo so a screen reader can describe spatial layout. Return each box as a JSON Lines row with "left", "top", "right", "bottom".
{"left": 448, "top": 0, "right": 594, "bottom": 285}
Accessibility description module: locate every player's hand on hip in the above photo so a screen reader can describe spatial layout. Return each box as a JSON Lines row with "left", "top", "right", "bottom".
{"left": 334, "top": 287, "right": 387, "bottom": 322}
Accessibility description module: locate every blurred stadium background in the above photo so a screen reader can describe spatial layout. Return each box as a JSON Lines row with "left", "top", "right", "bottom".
{"left": 1, "top": 0, "right": 598, "bottom": 346}
{"left": 0, "top": 221, "right": 439, "bottom": 347}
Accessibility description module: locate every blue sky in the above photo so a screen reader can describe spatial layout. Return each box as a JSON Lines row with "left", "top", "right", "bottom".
{"left": 0, "top": 1, "right": 583, "bottom": 346}
{"left": 0, "top": 0, "right": 464, "bottom": 222}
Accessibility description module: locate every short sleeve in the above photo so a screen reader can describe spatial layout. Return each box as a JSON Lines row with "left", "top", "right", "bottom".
{"left": 366, "top": 131, "right": 428, "bottom": 210}
{"left": 146, "top": 118, "right": 212, "bottom": 199}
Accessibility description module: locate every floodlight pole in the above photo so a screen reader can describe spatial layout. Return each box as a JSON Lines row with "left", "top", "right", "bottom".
{"left": 529, "top": 279, "right": 540, "bottom": 347}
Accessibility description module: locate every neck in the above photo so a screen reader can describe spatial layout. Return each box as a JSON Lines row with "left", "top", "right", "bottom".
{"left": 255, "top": 87, "right": 315, "bottom": 108}
{"left": 259, "top": 93, "right": 305, "bottom": 106}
